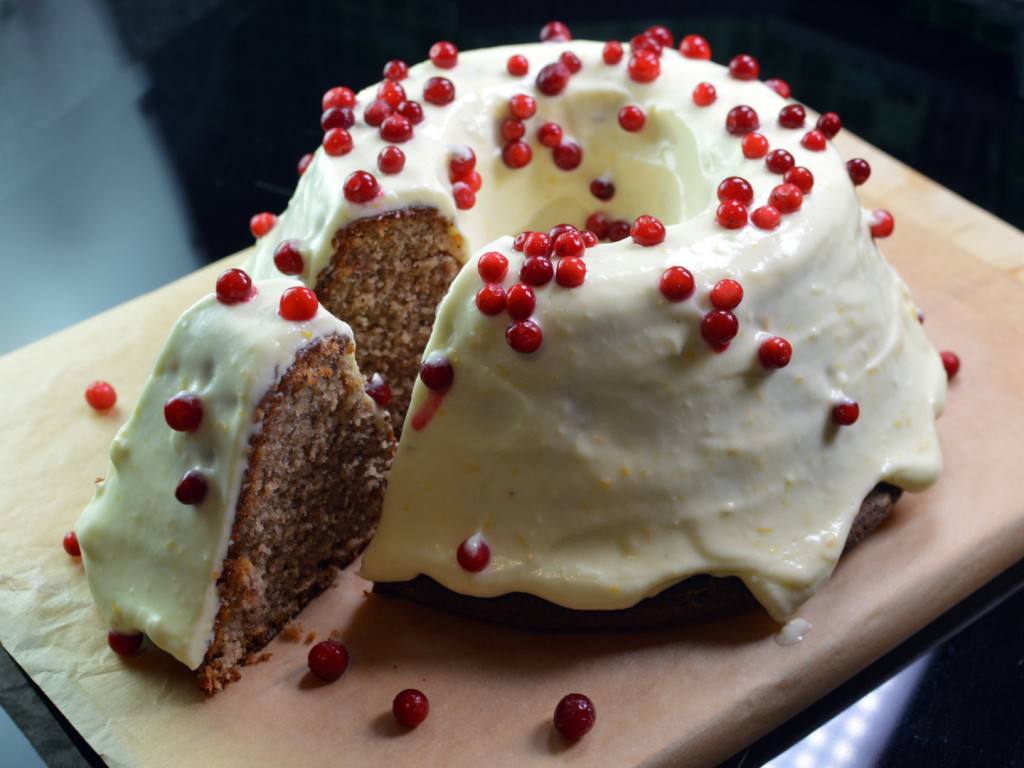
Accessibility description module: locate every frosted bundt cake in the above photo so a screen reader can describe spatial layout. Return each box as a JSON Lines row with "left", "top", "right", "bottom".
{"left": 76, "top": 275, "right": 395, "bottom": 694}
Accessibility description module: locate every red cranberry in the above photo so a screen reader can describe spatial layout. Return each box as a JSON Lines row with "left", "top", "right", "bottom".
{"left": 175, "top": 470, "right": 208, "bottom": 505}
{"left": 679, "top": 34, "right": 711, "bottom": 60}
{"left": 507, "top": 54, "right": 529, "bottom": 76}
{"left": 536, "top": 61, "right": 571, "bottom": 96}
{"left": 344, "top": 170, "right": 380, "bottom": 203}
{"left": 249, "top": 212, "right": 276, "bottom": 238}
{"left": 453, "top": 169, "right": 482, "bottom": 191}
{"left": 505, "top": 283, "right": 536, "bottom": 319}
{"left": 717, "top": 176, "right": 754, "bottom": 206}
{"left": 477, "top": 251, "right": 509, "bottom": 283}
{"left": 365, "top": 373, "right": 391, "bottom": 407}
{"left": 645, "top": 25, "right": 674, "bottom": 48}
{"left": 770, "top": 183, "right": 803, "bottom": 213}
{"left": 363, "top": 98, "right": 393, "bottom": 127}
{"left": 85, "top": 380, "right": 117, "bottom": 411}
{"left": 765, "top": 78, "right": 790, "bottom": 98}
{"left": 449, "top": 145, "right": 476, "bottom": 176}
{"left": 457, "top": 535, "right": 491, "bottom": 571}
{"left": 832, "top": 401, "right": 860, "bottom": 426}
{"left": 322, "top": 86, "right": 355, "bottom": 111}
{"left": 506, "top": 319, "right": 543, "bottom": 353}
{"left": 307, "top": 640, "right": 349, "bottom": 682}
{"left": 553, "top": 141, "right": 583, "bottom": 170}
{"left": 63, "top": 531, "right": 81, "bottom": 557}
{"left": 693, "top": 82, "right": 717, "bottom": 107}
{"left": 751, "top": 205, "right": 781, "bottom": 230}
{"left": 555, "top": 257, "right": 587, "bottom": 288}
{"left": 586, "top": 211, "right": 611, "bottom": 240}
{"left": 165, "top": 391, "right": 203, "bottom": 432}
{"left": 383, "top": 59, "right": 408, "bottom": 81}
{"left": 322, "top": 128, "right": 353, "bottom": 156}
{"left": 540, "top": 21, "right": 572, "bottom": 42}
{"left": 631, "top": 215, "right": 666, "bottom": 246}
{"left": 742, "top": 132, "right": 769, "bottom": 158}
{"left": 778, "top": 104, "right": 806, "bottom": 128}
{"left": 628, "top": 49, "right": 660, "bottom": 83}
{"left": 377, "top": 80, "right": 405, "bottom": 106}
{"left": 520, "top": 256, "right": 554, "bottom": 286}
{"left": 765, "top": 148, "right": 795, "bottom": 174}
{"left": 108, "top": 630, "right": 143, "bottom": 656}
{"left": 476, "top": 283, "right": 506, "bottom": 315}
{"left": 523, "top": 232, "right": 553, "bottom": 258}
{"left": 378, "top": 145, "right": 406, "bottom": 175}
{"left": 453, "top": 181, "right": 475, "bottom": 210}
{"left": 509, "top": 93, "right": 537, "bottom": 120}
{"left": 728, "top": 54, "right": 760, "bottom": 81}
{"left": 618, "top": 105, "right": 646, "bottom": 132}
{"left": 547, "top": 222, "right": 577, "bottom": 242}
{"left": 554, "top": 693, "right": 596, "bottom": 740}
{"left": 602, "top": 41, "right": 624, "bottom": 64}
{"left": 846, "top": 158, "right": 871, "bottom": 185}
{"left": 659, "top": 266, "right": 695, "bottom": 302}
{"left": 870, "top": 209, "right": 894, "bottom": 238}
{"left": 396, "top": 99, "right": 424, "bottom": 124}
{"left": 379, "top": 114, "right": 413, "bottom": 143}
{"left": 429, "top": 41, "right": 458, "bottom": 68}
{"left": 590, "top": 177, "right": 615, "bottom": 201}
{"left": 940, "top": 351, "right": 960, "bottom": 380}
{"left": 716, "top": 200, "right": 748, "bottom": 229}
{"left": 608, "top": 219, "right": 632, "bottom": 242}
{"left": 512, "top": 232, "right": 530, "bottom": 252}
{"left": 701, "top": 310, "right": 739, "bottom": 351}
{"left": 553, "top": 229, "right": 585, "bottom": 258}
{"left": 581, "top": 230, "right": 599, "bottom": 247}
{"left": 273, "top": 239, "right": 304, "bottom": 275}
{"left": 423, "top": 77, "right": 455, "bottom": 105}
{"left": 801, "top": 130, "right": 827, "bottom": 151}
{"left": 393, "top": 689, "right": 430, "bottom": 727}
{"left": 710, "top": 279, "right": 743, "bottom": 310}
{"left": 726, "top": 105, "right": 760, "bottom": 136}
{"left": 783, "top": 166, "right": 814, "bottom": 193}
{"left": 420, "top": 356, "right": 454, "bottom": 391}
{"left": 560, "top": 51, "right": 582, "bottom": 73}
{"left": 501, "top": 118, "right": 526, "bottom": 141}
{"left": 297, "top": 153, "right": 313, "bottom": 176}
{"left": 630, "top": 34, "right": 662, "bottom": 55}
{"left": 817, "top": 112, "right": 842, "bottom": 139}
{"left": 759, "top": 336, "right": 792, "bottom": 369}
{"left": 502, "top": 140, "right": 532, "bottom": 168}
{"left": 538, "top": 122, "right": 563, "bottom": 148}
{"left": 279, "top": 286, "right": 319, "bottom": 321}
{"left": 320, "top": 105, "right": 354, "bottom": 131}
{"left": 216, "top": 268, "right": 256, "bottom": 305}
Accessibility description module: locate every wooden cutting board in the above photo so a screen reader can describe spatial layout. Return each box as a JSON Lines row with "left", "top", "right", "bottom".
{"left": 1, "top": 132, "right": 1022, "bottom": 768}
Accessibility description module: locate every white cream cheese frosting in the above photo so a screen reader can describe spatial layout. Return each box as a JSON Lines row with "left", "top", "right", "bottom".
{"left": 76, "top": 278, "right": 353, "bottom": 668}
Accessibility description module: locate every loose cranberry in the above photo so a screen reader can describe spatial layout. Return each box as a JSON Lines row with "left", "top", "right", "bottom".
{"left": 693, "top": 82, "right": 717, "bottom": 107}
{"left": 378, "top": 145, "right": 406, "bottom": 175}
{"left": 778, "top": 104, "right": 805, "bottom": 129}
{"left": 85, "top": 380, "right": 117, "bottom": 411}
{"left": 701, "top": 310, "right": 739, "bottom": 350}
{"left": 679, "top": 34, "right": 711, "bottom": 60}
{"left": 457, "top": 534, "right": 491, "bottom": 570}
{"left": 536, "top": 61, "right": 571, "bottom": 96}
{"left": 478, "top": 251, "right": 509, "bottom": 282}
{"left": 297, "top": 152, "right": 313, "bottom": 176}
{"left": 553, "top": 141, "right": 582, "bottom": 170}
{"left": 940, "top": 351, "right": 960, "bottom": 380}
{"left": 846, "top": 158, "right": 871, "bottom": 185}
{"left": 554, "top": 229, "right": 585, "bottom": 258}
{"left": 507, "top": 54, "right": 529, "bottom": 76}
{"left": 509, "top": 93, "right": 537, "bottom": 120}
{"left": 307, "top": 640, "right": 349, "bottom": 682}
{"left": 175, "top": 470, "right": 208, "bottom": 505}
{"left": 645, "top": 25, "right": 674, "bottom": 48}
{"left": 322, "top": 86, "right": 356, "bottom": 111}
{"left": 618, "top": 105, "right": 646, "bottom": 132}
{"left": 782, "top": 166, "right": 814, "bottom": 194}
{"left": 742, "top": 132, "right": 769, "bottom": 158}
{"left": 343, "top": 170, "right": 380, "bottom": 203}
{"left": 590, "top": 177, "right": 615, "bottom": 201}
{"left": 423, "top": 77, "right": 455, "bottom": 105}
{"left": 770, "top": 183, "right": 803, "bottom": 213}
{"left": 273, "top": 239, "right": 304, "bottom": 275}
{"left": 602, "top": 40, "right": 624, "bottom": 65}
{"left": 249, "top": 212, "right": 276, "bottom": 238}
{"left": 505, "top": 283, "right": 536, "bottom": 319}
{"left": 759, "top": 336, "right": 792, "bottom": 369}
{"left": 729, "top": 54, "right": 760, "bottom": 81}
{"left": 659, "top": 266, "right": 695, "bottom": 302}
{"left": 165, "top": 392, "right": 203, "bottom": 432}
{"left": 631, "top": 215, "right": 666, "bottom": 246}
{"left": 452, "top": 181, "right": 475, "bottom": 210}
{"left": 396, "top": 99, "right": 424, "bottom": 124}
{"left": 628, "top": 49, "right": 660, "bottom": 83}
{"left": 556, "top": 257, "right": 587, "bottom": 288}
{"left": 216, "top": 268, "right": 256, "bottom": 305}
{"left": 63, "top": 531, "right": 81, "bottom": 557}
{"left": 540, "top": 21, "right": 571, "bottom": 42}
{"left": 322, "top": 128, "right": 353, "bottom": 156}
{"left": 608, "top": 219, "right": 632, "bottom": 242}
{"left": 383, "top": 59, "right": 408, "bottom": 81}
{"left": 320, "top": 105, "right": 355, "bottom": 131}
{"left": 393, "top": 689, "right": 430, "bottom": 727}
{"left": 716, "top": 200, "right": 748, "bottom": 229}
{"left": 279, "top": 286, "right": 319, "bottom": 321}
{"left": 476, "top": 283, "right": 506, "bottom": 315}
{"left": 717, "top": 176, "right": 754, "bottom": 206}
{"left": 560, "top": 51, "right": 582, "bottom": 73}
{"left": 581, "top": 230, "right": 599, "bottom": 247}
{"left": 751, "top": 205, "right": 781, "bottom": 230}
{"left": 870, "top": 209, "right": 894, "bottom": 238}
{"left": 380, "top": 114, "right": 413, "bottom": 143}
{"left": 710, "top": 279, "right": 743, "bottom": 310}
{"left": 501, "top": 118, "right": 526, "bottom": 141}
{"left": 520, "top": 256, "right": 554, "bottom": 286}
{"left": 506, "top": 319, "right": 543, "bottom": 353}
{"left": 363, "top": 98, "right": 393, "bottom": 127}
{"left": 801, "top": 130, "right": 826, "bottom": 151}
{"left": 832, "top": 401, "right": 860, "bottom": 426}
{"left": 538, "top": 122, "right": 563, "bottom": 148}
{"left": 726, "top": 105, "right": 760, "bottom": 136}
{"left": 108, "top": 630, "right": 143, "bottom": 656}
{"left": 420, "top": 356, "right": 454, "bottom": 391}
{"left": 765, "top": 149, "right": 795, "bottom": 174}
{"left": 502, "top": 140, "right": 532, "bottom": 168}
{"left": 765, "top": 78, "right": 790, "bottom": 98}
{"left": 817, "top": 112, "right": 842, "bottom": 139}
{"left": 586, "top": 211, "right": 611, "bottom": 240}
{"left": 365, "top": 373, "right": 391, "bottom": 407}
{"left": 554, "top": 693, "right": 596, "bottom": 740}
{"left": 429, "top": 41, "right": 458, "bottom": 68}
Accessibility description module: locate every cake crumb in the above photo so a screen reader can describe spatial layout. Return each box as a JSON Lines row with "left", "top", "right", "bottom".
{"left": 304, "top": 631, "right": 317, "bottom": 644}
{"left": 280, "top": 620, "right": 305, "bottom": 642}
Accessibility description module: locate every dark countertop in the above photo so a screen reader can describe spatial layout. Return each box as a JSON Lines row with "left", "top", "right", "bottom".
{"left": 1, "top": 1, "right": 1022, "bottom": 765}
